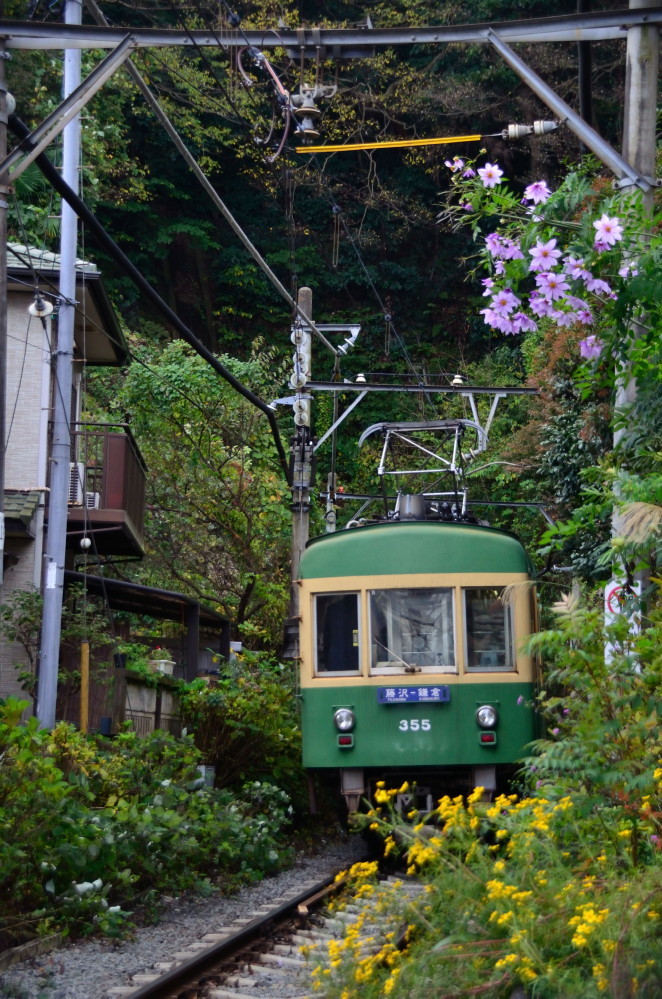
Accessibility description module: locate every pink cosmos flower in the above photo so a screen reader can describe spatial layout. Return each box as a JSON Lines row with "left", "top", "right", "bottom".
{"left": 564, "top": 257, "right": 591, "bottom": 281}
{"left": 462, "top": 202, "right": 474, "bottom": 212}
{"left": 445, "top": 156, "right": 465, "bottom": 172}
{"left": 579, "top": 335, "right": 603, "bottom": 359}
{"left": 480, "top": 307, "right": 498, "bottom": 326}
{"left": 618, "top": 261, "right": 638, "bottom": 278}
{"left": 577, "top": 310, "right": 593, "bottom": 325}
{"left": 529, "top": 294, "right": 554, "bottom": 317}
{"left": 502, "top": 238, "right": 524, "bottom": 261}
{"left": 536, "top": 271, "right": 570, "bottom": 300}
{"left": 463, "top": 168, "right": 476, "bottom": 178}
{"left": 479, "top": 308, "right": 514, "bottom": 334}
{"left": 565, "top": 295, "right": 590, "bottom": 311}
{"left": 478, "top": 162, "right": 504, "bottom": 188}
{"left": 485, "top": 234, "right": 523, "bottom": 261}
{"left": 494, "top": 260, "right": 506, "bottom": 276}
{"left": 511, "top": 312, "right": 538, "bottom": 333}
{"left": 481, "top": 277, "right": 495, "bottom": 296}
{"left": 523, "top": 180, "right": 551, "bottom": 204}
{"left": 485, "top": 232, "right": 505, "bottom": 257}
{"left": 490, "top": 288, "right": 520, "bottom": 315}
{"left": 585, "top": 276, "right": 613, "bottom": 296}
{"left": 550, "top": 309, "right": 579, "bottom": 328}
{"left": 529, "top": 238, "right": 562, "bottom": 272}
{"left": 593, "top": 213, "right": 623, "bottom": 246}
{"left": 593, "top": 239, "right": 611, "bottom": 253}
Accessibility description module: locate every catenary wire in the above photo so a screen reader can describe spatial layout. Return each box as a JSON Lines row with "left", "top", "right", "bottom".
{"left": 9, "top": 113, "right": 293, "bottom": 485}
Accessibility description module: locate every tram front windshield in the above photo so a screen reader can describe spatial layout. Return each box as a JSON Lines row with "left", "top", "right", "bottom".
{"left": 370, "top": 588, "right": 455, "bottom": 672}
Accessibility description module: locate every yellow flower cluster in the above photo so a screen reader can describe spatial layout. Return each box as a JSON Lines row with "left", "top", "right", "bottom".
{"left": 568, "top": 903, "right": 610, "bottom": 948}
{"left": 592, "top": 962, "right": 610, "bottom": 992}
{"left": 406, "top": 835, "right": 444, "bottom": 873}
{"left": 494, "top": 951, "right": 538, "bottom": 982}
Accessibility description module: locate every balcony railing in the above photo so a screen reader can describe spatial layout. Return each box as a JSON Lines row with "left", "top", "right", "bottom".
{"left": 56, "top": 423, "right": 147, "bottom": 557}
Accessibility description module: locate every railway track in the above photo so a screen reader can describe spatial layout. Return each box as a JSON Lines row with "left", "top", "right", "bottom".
{"left": 105, "top": 870, "right": 427, "bottom": 999}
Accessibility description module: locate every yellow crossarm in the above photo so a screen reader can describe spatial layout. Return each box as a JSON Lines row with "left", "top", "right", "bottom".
{"left": 297, "top": 133, "right": 483, "bottom": 154}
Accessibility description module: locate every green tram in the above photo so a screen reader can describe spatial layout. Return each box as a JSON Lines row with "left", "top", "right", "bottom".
{"left": 298, "top": 518, "right": 538, "bottom": 811}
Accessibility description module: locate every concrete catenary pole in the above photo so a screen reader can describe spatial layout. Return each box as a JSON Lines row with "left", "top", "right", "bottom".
{"left": 615, "top": 0, "right": 659, "bottom": 437}
{"left": 606, "top": 0, "right": 659, "bottom": 618}
{"left": 0, "top": 36, "right": 8, "bottom": 590}
{"left": 36, "top": 0, "right": 82, "bottom": 727}
{"left": 284, "top": 287, "right": 313, "bottom": 660}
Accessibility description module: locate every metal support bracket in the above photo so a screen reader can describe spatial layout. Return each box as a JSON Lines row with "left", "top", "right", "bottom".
{"left": 1, "top": 34, "right": 136, "bottom": 181}
{"left": 487, "top": 28, "right": 653, "bottom": 192}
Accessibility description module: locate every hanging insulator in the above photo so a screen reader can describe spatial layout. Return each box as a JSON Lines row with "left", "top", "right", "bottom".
{"left": 502, "top": 120, "right": 560, "bottom": 141}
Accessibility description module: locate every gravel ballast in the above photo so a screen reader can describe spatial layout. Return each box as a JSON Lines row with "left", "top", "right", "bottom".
{"left": 0, "top": 836, "right": 366, "bottom": 999}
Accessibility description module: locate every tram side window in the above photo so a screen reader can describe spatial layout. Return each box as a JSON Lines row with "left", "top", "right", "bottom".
{"left": 369, "top": 588, "right": 456, "bottom": 673}
{"left": 464, "top": 587, "right": 514, "bottom": 671}
{"left": 314, "top": 593, "right": 360, "bottom": 673}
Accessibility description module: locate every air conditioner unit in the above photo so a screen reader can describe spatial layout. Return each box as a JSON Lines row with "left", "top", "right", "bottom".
{"left": 69, "top": 462, "right": 85, "bottom": 505}
{"left": 85, "top": 491, "right": 101, "bottom": 509}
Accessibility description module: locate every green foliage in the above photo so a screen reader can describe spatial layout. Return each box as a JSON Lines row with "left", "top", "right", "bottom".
{"left": 328, "top": 788, "right": 662, "bottom": 997}
{"left": 102, "top": 338, "right": 292, "bottom": 647}
{"left": 0, "top": 584, "right": 118, "bottom": 703}
{"left": 524, "top": 593, "right": 662, "bottom": 836}
{"left": 0, "top": 589, "right": 42, "bottom": 702}
{"left": 303, "top": 592, "right": 662, "bottom": 997}
{"left": 0, "top": 701, "right": 295, "bottom": 944}
{"left": 179, "top": 650, "right": 305, "bottom": 807}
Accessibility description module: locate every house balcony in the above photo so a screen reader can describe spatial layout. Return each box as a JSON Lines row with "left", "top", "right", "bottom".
{"left": 56, "top": 423, "right": 147, "bottom": 558}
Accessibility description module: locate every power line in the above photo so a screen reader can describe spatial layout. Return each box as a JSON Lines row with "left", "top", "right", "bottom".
{"left": 9, "top": 113, "right": 293, "bottom": 484}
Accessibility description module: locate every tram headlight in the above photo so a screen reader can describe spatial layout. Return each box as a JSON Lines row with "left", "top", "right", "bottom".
{"left": 334, "top": 708, "right": 356, "bottom": 732}
{"left": 476, "top": 704, "right": 498, "bottom": 729}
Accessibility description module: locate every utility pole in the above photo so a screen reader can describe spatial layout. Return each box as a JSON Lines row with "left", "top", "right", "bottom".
{"left": 616, "top": 0, "right": 658, "bottom": 440}
{"left": 284, "top": 286, "right": 313, "bottom": 661}
{"left": 36, "top": 0, "right": 81, "bottom": 728}
{"left": 0, "top": 34, "right": 8, "bottom": 590}
{"left": 607, "top": 0, "right": 659, "bottom": 611}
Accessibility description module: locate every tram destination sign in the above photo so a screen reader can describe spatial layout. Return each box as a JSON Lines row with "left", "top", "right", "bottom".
{"left": 377, "top": 685, "right": 450, "bottom": 704}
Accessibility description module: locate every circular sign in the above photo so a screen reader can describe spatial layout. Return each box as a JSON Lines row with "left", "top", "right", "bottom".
{"left": 606, "top": 584, "right": 626, "bottom": 614}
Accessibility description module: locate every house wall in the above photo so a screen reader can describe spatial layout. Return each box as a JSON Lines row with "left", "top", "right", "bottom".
{"left": 0, "top": 294, "right": 52, "bottom": 703}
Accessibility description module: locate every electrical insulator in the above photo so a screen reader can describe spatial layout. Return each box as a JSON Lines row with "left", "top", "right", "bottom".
{"left": 533, "top": 120, "right": 559, "bottom": 136}
{"left": 503, "top": 120, "right": 559, "bottom": 140}
{"left": 293, "top": 397, "right": 310, "bottom": 426}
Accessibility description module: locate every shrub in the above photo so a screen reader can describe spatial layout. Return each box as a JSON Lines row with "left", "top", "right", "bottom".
{"left": 0, "top": 700, "right": 293, "bottom": 943}
{"left": 315, "top": 594, "right": 662, "bottom": 997}
{"left": 179, "top": 651, "right": 305, "bottom": 808}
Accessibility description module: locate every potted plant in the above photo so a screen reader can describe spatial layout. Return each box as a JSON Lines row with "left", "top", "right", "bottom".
{"left": 148, "top": 646, "right": 176, "bottom": 675}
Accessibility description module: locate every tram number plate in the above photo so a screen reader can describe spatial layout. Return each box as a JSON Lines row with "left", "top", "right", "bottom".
{"left": 399, "top": 719, "right": 431, "bottom": 732}
{"left": 377, "top": 685, "right": 450, "bottom": 704}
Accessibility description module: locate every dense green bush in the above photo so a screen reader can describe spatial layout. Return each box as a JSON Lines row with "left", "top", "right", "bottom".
{"left": 311, "top": 594, "right": 662, "bottom": 998}
{"left": 179, "top": 651, "right": 306, "bottom": 809}
{"left": 0, "top": 701, "right": 293, "bottom": 944}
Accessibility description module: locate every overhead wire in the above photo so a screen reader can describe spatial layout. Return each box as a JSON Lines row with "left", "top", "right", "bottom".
{"left": 7, "top": 247, "right": 259, "bottom": 458}
{"left": 84, "top": 0, "right": 338, "bottom": 359}
{"left": 304, "top": 154, "right": 429, "bottom": 388}
{"left": 8, "top": 113, "right": 294, "bottom": 484}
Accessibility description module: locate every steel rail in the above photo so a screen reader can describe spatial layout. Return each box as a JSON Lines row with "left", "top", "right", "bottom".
{"left": 0, "top": 8, "right": 659, "bottom": 50}
{"left": 126, "top": 872, "right": 342, "bottom": 999}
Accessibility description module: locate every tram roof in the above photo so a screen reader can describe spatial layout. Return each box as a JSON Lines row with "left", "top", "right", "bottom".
{"left": 299, "top": 521, "right": 533, "bottom": 579}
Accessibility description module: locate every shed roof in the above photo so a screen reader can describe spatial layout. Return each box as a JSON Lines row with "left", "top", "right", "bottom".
{"left": 4, "top": 489, "right": 42, "bottom": 536}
